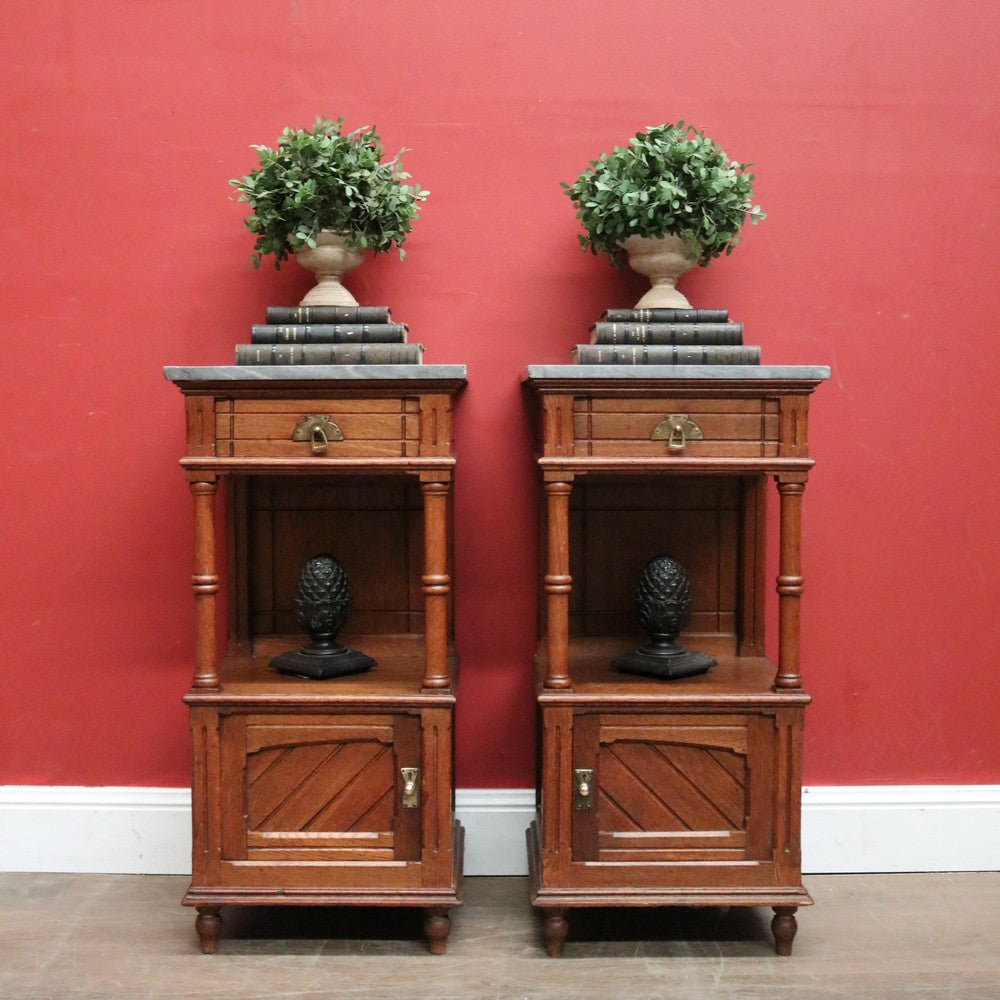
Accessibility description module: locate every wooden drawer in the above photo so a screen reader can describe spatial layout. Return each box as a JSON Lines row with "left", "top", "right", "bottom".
{"left": 573, "top": 396, "right": 780, "bottom": 458}
{"left": 215, "top": 398, "right": 421, "bottom": 458}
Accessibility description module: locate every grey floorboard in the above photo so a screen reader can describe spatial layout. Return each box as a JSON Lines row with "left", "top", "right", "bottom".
{"left": 1, "top": 873, "right": 997, "bottom": 999}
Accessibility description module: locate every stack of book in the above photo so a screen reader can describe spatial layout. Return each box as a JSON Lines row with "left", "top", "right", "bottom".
{"left": 234, "top": 305, "right": 424, "bottom": 365}
{"left": 571, "top": 308, "right": 760, "bottom": 366}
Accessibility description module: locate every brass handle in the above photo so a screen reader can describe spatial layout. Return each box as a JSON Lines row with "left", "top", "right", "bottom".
{"left": 311, "top": 425, "right": 328, "bottom": 454}
{"left": 400, "top": 767, "right": 420, "bottom": 808}
{"left": 292, "top": 415, "right": 344, "bottom": 454}
{"left": 573, "top": 768, "right": 594, "bottom": 811}
{"left": 651, "top": 414, "right": 703, "bottom": 453}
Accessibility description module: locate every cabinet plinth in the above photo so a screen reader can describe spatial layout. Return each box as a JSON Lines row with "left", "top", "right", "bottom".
{"left": 524, "top": 365, "right": 827, "bottom": 957}
{"left": 166, "top": 367, "right": 466, "bottom": 954}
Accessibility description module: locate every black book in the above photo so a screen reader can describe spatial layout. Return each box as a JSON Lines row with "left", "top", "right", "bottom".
{"left": 590, "top": 322, "right": 743, "bottom": 346}
{"left": 602, "top": 308, "right": 729, "bottom": 323}
{"left": 265, "top": 305, "right": 392, "bottom": 324}
{"left": 250, "top": 323, "right": 408, "bottom": 344}
{"left": 572, "top": 344, "right": 760, "bottom": 366}
{"left": 235, "top": 342, "right": 424, "bottom": 365}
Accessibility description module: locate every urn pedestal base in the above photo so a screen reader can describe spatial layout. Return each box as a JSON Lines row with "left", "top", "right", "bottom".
{"left": 295, "top": 230, "right": 365, "bottom": 307}
{"left": 621, "top": 233, "right": 697, "bottom": 309}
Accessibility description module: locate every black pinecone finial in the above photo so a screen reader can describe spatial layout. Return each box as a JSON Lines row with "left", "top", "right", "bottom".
{"left": 295, "top": 554, "right": 351, "bottom": 646}
{"left": 636, "top": 555, "right": 693, "bottom": 641}
{"left": 611, "top": 555, "right": 716, "bottom": 681}
{"left": 270, "top": 553, "right": 376, "bottom": 680}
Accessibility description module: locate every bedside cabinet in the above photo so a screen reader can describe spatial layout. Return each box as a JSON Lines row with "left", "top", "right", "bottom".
{"left": 523, "top": 364, "right": 827, "bottom": 956}
{"left": 164, "top": 365, "right": 466, "bottom": 954}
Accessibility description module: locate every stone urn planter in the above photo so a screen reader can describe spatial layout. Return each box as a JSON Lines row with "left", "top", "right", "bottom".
{"left": 295, "top": 231, "right": 366, "bottom": 307}
{"left": 620, "top": 234, "right": 699, "bottom": 309}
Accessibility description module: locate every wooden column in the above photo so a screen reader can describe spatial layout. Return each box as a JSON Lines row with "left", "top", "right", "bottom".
{"left": 421, "top": 476, "right": 451, "bottom": 689}
{"left": 189, "top": 477, "right": 219, "bottom": 689}
{"left": 774, "top": 475, "right": 807, "bottom": 690}
{"left": 543, "top": 476, "right": 573, "bottom": 689}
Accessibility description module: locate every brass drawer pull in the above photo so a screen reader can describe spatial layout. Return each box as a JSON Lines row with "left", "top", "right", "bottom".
{"left": 651, "top": 414, "right": 703, "bottom": 452}
{"left": 292, "top": 414, "right": 344, "bottom": 454}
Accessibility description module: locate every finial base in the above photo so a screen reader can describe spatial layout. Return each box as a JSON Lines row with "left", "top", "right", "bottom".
{"left": 612, "top": 647, "right": 716, "bottom": 680}
{"left": 270, "top": 646, "right": 376, "bottom": 680}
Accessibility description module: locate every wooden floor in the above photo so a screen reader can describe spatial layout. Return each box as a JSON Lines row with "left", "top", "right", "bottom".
{"left": 2, "top": 872, "right": 997, "bottom": 998}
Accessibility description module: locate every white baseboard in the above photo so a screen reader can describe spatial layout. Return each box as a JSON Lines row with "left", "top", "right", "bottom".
{"left": 801, "top": 785, "right": 1000, "bottom": 874}
{"left": 2, "top": 785, "right": 998, "bottom": 876}
{"left": 0, "top": 786, "right": 193, "bottom": 875}
{"left": 455, "top": 788, "right": 537, "bottom": 875}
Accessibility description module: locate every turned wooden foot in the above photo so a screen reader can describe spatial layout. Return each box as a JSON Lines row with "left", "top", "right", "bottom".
{"left": 541, "top": 907, "right": 569, "bottom": 957}
{"left": 195, "top": 906, "right": 222, "bottom": 954}
{"left": 771, "top": 906, "right": 798, "bottom": 956}
{"left": 424, "top": 907, "right": 451, "bottom": 955}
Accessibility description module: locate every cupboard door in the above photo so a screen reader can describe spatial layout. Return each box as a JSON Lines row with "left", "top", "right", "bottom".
{"left": 220, "top": 713, "right": 421, "bottom": 863}
{"left": 572, "top": 712, "right": 773, "bottom": 864}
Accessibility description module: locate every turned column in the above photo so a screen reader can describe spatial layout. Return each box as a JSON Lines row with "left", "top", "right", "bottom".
{"left": 774, "top": 475, "right": 806, "bottom": 690}
{"left": 188, "top": 478, "right": 219, "bottom": 689}
{"left": 421, "top": 477, "right": 451, "bottom": 689}
{"left": 543, "top": 477, "right": 573, "bottom": 689}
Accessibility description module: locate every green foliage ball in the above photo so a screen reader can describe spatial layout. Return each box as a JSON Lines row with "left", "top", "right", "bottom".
{"left": 230, "top": 115, "right": 429, "bottom": 269}
{"left": 562, "top": 122, "right": 764, "bottom": 267}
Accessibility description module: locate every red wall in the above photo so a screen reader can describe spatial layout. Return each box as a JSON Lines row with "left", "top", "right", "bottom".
{"left": 3, "top": 2, "right": 999, "bottom": 789}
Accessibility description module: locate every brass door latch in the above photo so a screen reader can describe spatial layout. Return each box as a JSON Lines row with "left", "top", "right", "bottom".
{"left": 573, "top": 768, "right": 594, "bottom": 811}
{"left": 292, "top": 415, "right": 344, "bottom": 454}
{"left": 651, "top": 414, "right": 703, "bottom": 452}
{"left": 400, "top": 767, "right": 420, "bottom": 808}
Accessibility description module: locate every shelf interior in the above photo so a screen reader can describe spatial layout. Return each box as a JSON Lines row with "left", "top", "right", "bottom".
{"left": 534, "top": 637, "right": 805, "bottom": 703}
{"left": 193, "top": 634, "right": 457, "bottom": 702}
{"left": 223, "top": 474, "right": 455, "bottom": 661}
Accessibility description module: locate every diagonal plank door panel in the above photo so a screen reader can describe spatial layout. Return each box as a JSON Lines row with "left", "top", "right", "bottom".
{"left": 258, "top": 742, "right": 390, "bottom": 832}
{"left": 574, "top": 712, "right": 756, "bottom": 862}
{"left": 221, "top": 714, "right": 418, "bottom": 862}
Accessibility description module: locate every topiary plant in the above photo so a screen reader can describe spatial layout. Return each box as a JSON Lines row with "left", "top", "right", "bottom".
{"left": 562, "top": 122, "right": 764, "bottom": 267}
{"left": 229, "top": 115, "right": 428, "bottom": 268}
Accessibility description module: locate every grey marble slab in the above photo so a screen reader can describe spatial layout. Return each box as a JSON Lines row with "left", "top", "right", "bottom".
{"left": 524, "top": 364, "right": 830, "bottom": 381}
{"left": 164, "top": 364, "right": 467, "bottom": 383}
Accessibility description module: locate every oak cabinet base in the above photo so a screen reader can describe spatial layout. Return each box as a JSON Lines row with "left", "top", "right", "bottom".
{"left": 183, "top": 654, "right": 463, "bottom": 953}
{"left": 527, "top": 653, "right": 811, "bottom": 955}
{"left": 184, "top": 821, "right": 464, "bottom": 955}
